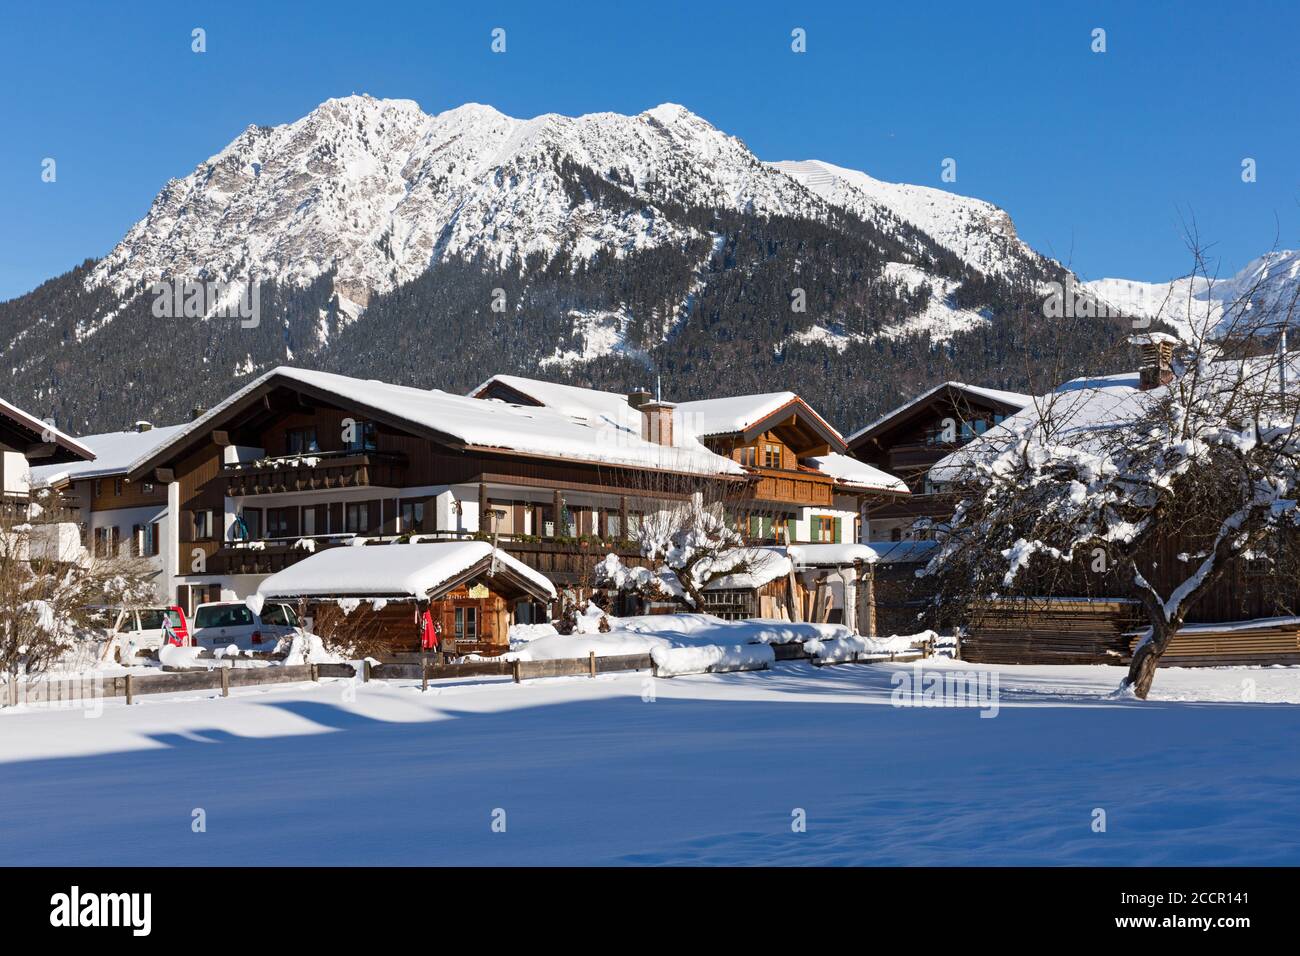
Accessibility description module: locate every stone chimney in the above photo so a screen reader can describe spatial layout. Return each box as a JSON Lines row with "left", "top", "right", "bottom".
{"left": 1129, "top": 333, "right": 1178, "bottom": 390}
{"left": 640, "top": 400, "right": 676, "bottom": 446}
{"left": 190, "top": 405, "right": 207, "bottom": 421}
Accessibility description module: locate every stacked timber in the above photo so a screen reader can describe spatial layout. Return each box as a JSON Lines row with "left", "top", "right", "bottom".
{"left": 1127, "top": 618, "right": 1300, "bottom": 668}
{"left": 961, "top": 598, "right": 1140, "bottom": 665}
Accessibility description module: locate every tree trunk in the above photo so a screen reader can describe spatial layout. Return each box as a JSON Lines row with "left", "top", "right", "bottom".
{"left": 1124, "top": 621, "right": 1172, "bottom": 699}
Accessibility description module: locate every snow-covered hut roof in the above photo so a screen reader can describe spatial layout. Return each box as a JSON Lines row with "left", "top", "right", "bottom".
{"left": 255, "top": 542, "right": 556, "bottom": 602}
{"left": 0, "top": 397, "right": 96, "bottom": 465}
{"left": 787, "top": 543, "right": 879, "bottom": 566}
{"left": 30, "top": 423, "right": 187, "bottom": 487}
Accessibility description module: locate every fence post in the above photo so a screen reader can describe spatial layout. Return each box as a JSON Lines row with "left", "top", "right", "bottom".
{"left": 220, "top": 666, "right": 230, "bottom": 698}
{"left": 125, "top": 673, "right": 134, "bottom": 706}
{"left": 363, "top": 659, "right": 371, "bottom": 683}
{"left": 310, "top": 662, "right": 319, "bottom": 683}
{"left": 512, "top": 659, "right": 522, "bottom": 684}
{"left": 589, "top": 651, "right": 596, "bottom": 678}
{"left": 421, "top": 657, "right": 428, "bottom": 693}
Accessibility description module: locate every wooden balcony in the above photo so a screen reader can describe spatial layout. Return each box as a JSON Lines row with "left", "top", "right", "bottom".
{"left": 205, "top": 531, "right": 652, "bottom": 585}
{"left": 222, "top": 451, "right": 408, "bottom": 496}
{"left": 208, "top": 535, "right": 355, "bottom": 575}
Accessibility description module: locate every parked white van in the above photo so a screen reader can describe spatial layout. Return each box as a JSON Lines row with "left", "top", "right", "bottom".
{"left": 191, "top": 601, "right": 303, "bottom": 650}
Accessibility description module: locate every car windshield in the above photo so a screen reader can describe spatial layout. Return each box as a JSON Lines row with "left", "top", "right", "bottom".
{"left": 194, "top": 604, "right": 254, "bottom": 628}
{"left": 260, "top": 604, "right": 299, "bottom": 626}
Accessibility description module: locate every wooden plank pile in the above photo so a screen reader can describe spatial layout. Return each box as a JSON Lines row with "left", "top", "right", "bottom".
{"left": 1127, "top": 619, "right": 1300, "bottom": 668}
{"left": 961, "top": 598, "right": 1140, "bottom": 665}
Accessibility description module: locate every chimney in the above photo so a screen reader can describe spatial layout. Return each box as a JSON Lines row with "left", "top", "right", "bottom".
{"left": 190, "top": 405, "right": 207, "bottom": 421}
{"left": 1129, "top": 333, "right": 1178, "bottom": 390}
{"left": 627, "top": 389, "right": 652, "bottom": 409}
{"left": 133, "top": 420, "right": 153, "bottom": 433}
{"left": 640, "top": 400, "right": 676, "bottom": 446}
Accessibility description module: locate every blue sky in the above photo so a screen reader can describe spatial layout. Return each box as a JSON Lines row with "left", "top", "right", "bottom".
{"left": 2, "top": 0, "right": 1297, "bottom": 300}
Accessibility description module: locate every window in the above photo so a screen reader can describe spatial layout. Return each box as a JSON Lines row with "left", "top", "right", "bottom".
{"left": 400, "top": 499, "right": 425, "bottom": 533}
{"left": 93, "top": 527, "right": 109, "bottom": 557}
{"left": 813, "top": 516, "right": 838, "bottom": 543}
{"left": 737, "top": 446, "right": 757, "bottom": 467}
{"left": 92, "top": 479, "right": 102, "bottom": 498}
{"left": 286, "top": 427, "right": 319, "bottom": 455}
{"left": 455, "top": 606, "right": 478, "bottom": 642}
{"left": 607, "top": 513, "right": 622, "bottom": 538}
{"left": 137, "top": 609, "right": 167, "bottom": 630}
{"left": 261, "top": 604, "right": 299, "bottom": 626}
{"left": 345, "top": 420, "right": 377, "bottom": 452}
{"left": 142, "top": 481, "right": 155, "bottom": 494}
{"left": 241, "top": 509, "right": 262, "bottom": 541}
{"left": 114, "top": 479, "right": 123, "bottom": 496}
{"left": 345, "top": 502, "right": 373, "bottom": 534}
{"left": 192, "top": 510, "right": 212, "bottom": 540}
{"left": 266, "top": 508, "right": 291, "bottom": 537}
{"left": 703, "top": 589, "right": 756, "bottom": 621}
{"left": 301, "top": 507, "right": 316, "bottom": 536}
{"left": 194, "top": 604, "right": 254, "bottom": 628}
{"left": 763, "top": 442, "right": 783, "bottom": 469}
{"left": 149, "top": 521, "right": 160, "bottom": 556}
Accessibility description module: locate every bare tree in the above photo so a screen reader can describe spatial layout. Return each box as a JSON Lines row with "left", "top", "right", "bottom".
{"left": 1, "top": 491, "right": 157, "bottom": 683}
{"left": 924, "top": 240, "right": 1300, "bottom": 698}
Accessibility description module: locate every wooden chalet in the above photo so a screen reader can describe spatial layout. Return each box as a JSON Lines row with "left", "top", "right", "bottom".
{"left": 0, "top": 397, "right": 95, "bottom": 514}
{"left": 845, "top": 382, "right": 1030, "bottom": 542}
{"left": 115, "top": 368, "right": 909, "bottom": 627}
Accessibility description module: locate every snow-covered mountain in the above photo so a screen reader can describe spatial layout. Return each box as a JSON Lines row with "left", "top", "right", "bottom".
{"left": 86, "top": 95, "right": 1057, "bottom": 344}
{"left": 769, "top": 159, "right": 1046, "bottom": 278}
{"left": 89, "top": 96, "right": 824, "bottom": 310}
{"left": 1085, "top": 250, "right": 1300, "bottom": 339}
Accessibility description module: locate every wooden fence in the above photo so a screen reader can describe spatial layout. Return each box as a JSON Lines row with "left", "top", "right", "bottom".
{"left": 3, "top": 662, "right": 356, "bottom": 707}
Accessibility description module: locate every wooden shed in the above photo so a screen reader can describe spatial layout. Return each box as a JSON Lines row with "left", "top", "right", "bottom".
{"left": 256, "top": 541, "right": 557, "bottom": 655}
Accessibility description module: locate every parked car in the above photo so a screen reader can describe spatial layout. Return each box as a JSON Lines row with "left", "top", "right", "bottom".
{"left": 92, "top": 605, "right": 190, "bottom": 659}
{"left": 191, "top": 601, "right": 303, "bottom": 650}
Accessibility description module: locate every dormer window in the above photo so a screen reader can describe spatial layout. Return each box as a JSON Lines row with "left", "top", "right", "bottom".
{"left": 763, "top": 442, "right": 782, "bottom": 469}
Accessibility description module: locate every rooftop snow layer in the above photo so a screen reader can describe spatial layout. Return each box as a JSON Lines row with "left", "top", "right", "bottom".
{"left": 29, "top": 423, "right": 187, "bottom": 486}
{"left": 846, "top": 381, "right": 1033, "bottom": 444}
{"left": 133, "top": 367, "right": 742, "bottom": 477}
{"left": 256, "top": 541, "right": 556, "bottom": 600}
{"left": 804, "top": 452, "right": 907, "bottom": 492}
{"left": 469, "top": 373, "right": 643, "bottom": 434}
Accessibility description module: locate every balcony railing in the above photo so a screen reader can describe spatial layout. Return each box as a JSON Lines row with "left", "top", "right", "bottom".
{"left": 222, "top": 450, "right": 408, "bottom": 496}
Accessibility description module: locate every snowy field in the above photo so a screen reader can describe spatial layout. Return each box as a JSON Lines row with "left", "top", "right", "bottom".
{"left": 2, "top": 660, "right": 1298, "bottom": 866}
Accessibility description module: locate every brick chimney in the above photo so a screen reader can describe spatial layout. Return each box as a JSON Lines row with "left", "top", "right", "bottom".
{"left": 627, "top": 389, "right": 652, "bottom": 409}
{"left": 1129, "top": 333, "right": 1178, "bottom": 390}
{"left": 639, "top": 400, "right": 676, "bottom": 446}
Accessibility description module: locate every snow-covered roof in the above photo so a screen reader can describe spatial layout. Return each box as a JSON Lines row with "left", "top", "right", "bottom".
{"left": 846, "top": 381, "right": 1033, "bottom": 445}
{"left": 256, "top": 542, "right": 556, "bottom": 601}
{"left": 469, "top": 374, "right": 643, "bottom": 434}
{"left": 804, "top": 453, "right": 907, "bottom": 493}
{"left": 30, "top": 423, "right": 187, "bottom": 487}
{"left": 929, "top": 376, "right": 1146, "bottom": 484}
{"left": 674, "top": 392, "right": 845, "bottom": 445}
{"left": 788, "top": 543, "right": 878, "bottom": 566}
{"left": 0, "top": 397, "right": 96, "bottom": 464}
{"left": 703, "top": 547, "right": 793, "bottom": 590}
{"left": 130, "top": 367, "right": 742, "bottom": 478}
